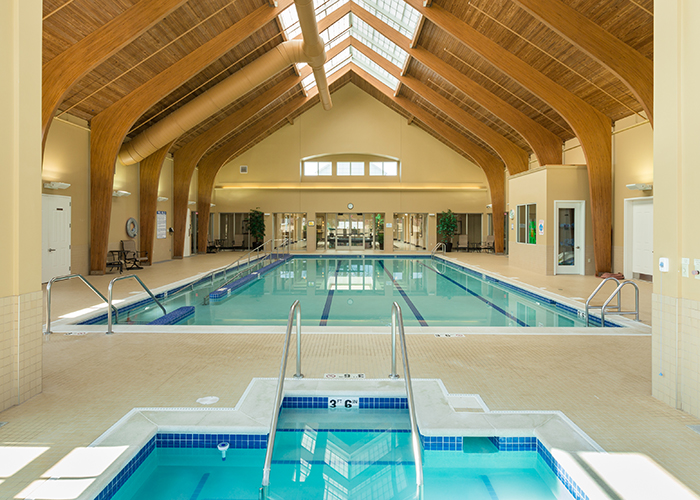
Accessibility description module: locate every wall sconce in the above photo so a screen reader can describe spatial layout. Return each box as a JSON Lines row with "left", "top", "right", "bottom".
{"left": 486, "top": 204, "right": 492, "bottom": 209}
{"left": 112, "top": 190, "right": 131, "bottom": 197}
{"left": 188, "top": 201, "right": 196, "bottom": 205}
{"left": 626, "top": 183, "right": 652, "bottom": 191}
{"left": 210, "top": 203, "right": 216, "bottom": 207}
{"left": 44, "top": 181, "right": 71, "bottom": 190}
{"left": 157, "top": 196, "right": 169, "bottom": 202}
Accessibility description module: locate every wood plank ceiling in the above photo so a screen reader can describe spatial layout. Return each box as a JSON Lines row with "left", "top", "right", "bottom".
{"left": 42, "top": 0, "right": 653, "bottom": 273}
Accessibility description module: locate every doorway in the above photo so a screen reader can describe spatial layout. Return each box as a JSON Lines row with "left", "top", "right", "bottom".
{"left": 322, "top": 213, "right": 383, "bottom": 251}
{"left": 624, "top": 197, "right": 653, "bottom": 281}
{"left": 393, "top": 213, "right": 427, "bottom": 251}
{"left": 42, "top": 194, "right": 71, "bottom": 283}
{"left": 554, "top": 201, "right": 586, "bottom": 275}
{"left": 274, "top": 213, "right": 307, "bottom": 250}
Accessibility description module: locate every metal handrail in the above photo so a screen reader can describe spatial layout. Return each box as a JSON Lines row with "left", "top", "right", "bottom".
{"left": 431, "top": 242, "right": 446, "bottom": 258}
{"left": 601, "top": 280, "right": 640, "bottom": 325}
{"left": 107, "top": 275, "right": 167, "bottom": 334}
{"left": 45, "top": 274, "right": 119, "bottom": 335}
{"left": 584, "top": 277, "right": 620, "bottom": 326}
{"left": 260, "top": 301, "right": 303, "bottom": 500}
{"left": 389, "top": 302, "right": 424, "bottom": 495}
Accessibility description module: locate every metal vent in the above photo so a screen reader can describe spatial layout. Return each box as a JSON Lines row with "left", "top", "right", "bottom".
{"left": 240, "top": 165, "right": 248, "bottom": 174}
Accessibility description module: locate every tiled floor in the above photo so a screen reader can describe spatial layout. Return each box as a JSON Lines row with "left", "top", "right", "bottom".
{"left": 2, "top": 251, "right": 696, "bottom": 500}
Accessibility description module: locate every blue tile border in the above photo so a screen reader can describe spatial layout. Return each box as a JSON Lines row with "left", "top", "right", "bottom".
{"left": 280, "top": 396, "right": 408, "bottom": 409}
{"left": 94, "top": 436, "right": 155, "bottom": 500}
{"left": 147, "top": 306, "right": 194, "bottom": 326}
{"left": 282, "top": 396, "right": 328, "bottom": 408}
{"left": 421, "top": 435, "right": 463, "bottom": 451}
{"left": 156, "top": 433, "right": 267, "bottom": 449}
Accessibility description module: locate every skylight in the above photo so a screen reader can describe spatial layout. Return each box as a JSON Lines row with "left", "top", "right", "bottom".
{"left": 279, "top": 0, "right": 350, "bottom": 39}
{"left": 354, "top": 0, "right": 421, "bottom": 38}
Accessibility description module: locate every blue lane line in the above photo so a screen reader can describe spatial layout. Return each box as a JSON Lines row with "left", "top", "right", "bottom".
{"left": 380, "top": 261, "right": 429, "bottom": 327}
{"left": 319, "top": 260, "right": 343, "bottom": 326}
{"left": 189, "top": 473, "right": 210, "bottom": 500}
{"left": 480, "top": 475, "right": 500, "bottom": 500}
{"left": 420, "top": 262, "right": 527, "bottom": 327}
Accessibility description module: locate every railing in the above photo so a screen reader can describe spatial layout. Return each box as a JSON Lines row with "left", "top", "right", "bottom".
{"left": 45, "top": 274, "right": 119, "bottom": 335}
{"left": 260, "top": 300, "right": 303, "bottom": 500}
{"left": 431, "top": 242, "right": 446, "bottom": 258}
{"left": 388, "top": 302, "right": 424, "bottom": 496}
{"left": 107, "top": 275, "right": 167, "bottom": 334}
{"left": 585, "top": 277, "right": 639, "bottom": 326}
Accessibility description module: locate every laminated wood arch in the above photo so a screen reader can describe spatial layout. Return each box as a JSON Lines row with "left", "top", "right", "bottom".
{"left": 139, "top": 142, "right": 175, "bottom": 266}
{"left": 88, "top": 1, "right": 293, "bottom": 274}
{"left": 511, "top": 0, "right": 653, "bottom": 126}
{"left": 350, "top": 3, "right": 562, "bottom": 167}
{"left": 351, "top": 38, "right": 529, "bottom": 175}
{"left": 404, "top": 0, "right": 612, "bottom": 274}
{"left": 349, "top": 65, "right": 506, "bottom": 254}
{"left": 42, "top": 0, "right": 188, "bottom": 150}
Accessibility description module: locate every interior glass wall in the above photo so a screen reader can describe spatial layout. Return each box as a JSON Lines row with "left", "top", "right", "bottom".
{"left": 318, "top": 213, "right": 384, "bottom": 251}
{"left": 274, "top": 213, "right": 307, "bottom": 250}
{"left": 393, "top": 213, "right": 427, "bottom": 251}
{"left": 219, "top": 213, "right": 252, "bottom": 250}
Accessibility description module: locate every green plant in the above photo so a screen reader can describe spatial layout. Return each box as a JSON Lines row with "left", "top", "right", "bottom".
{"left": 247, "top": 208, "right": 266, "bottom": 243}
{"left": 375, "top": 213, "right": 385, "bottom": 248}
{"left": 437, "top": 210, "right": 458, "bottom": 244}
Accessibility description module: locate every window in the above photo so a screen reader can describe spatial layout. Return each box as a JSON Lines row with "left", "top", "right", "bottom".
{"left": 337, "top": 162, "right": 364, "bottom": 176}
{"left": 517, "top": 204, "right": 537, "bottom": 244}
{"left": 487, "top": 213, "right": 493, "bottom": 236}
{"left": 369, "top": 161, "right": 398, "bottom": 176}
{"left": 304, "top": 161, "right": 332, "bottom": 176}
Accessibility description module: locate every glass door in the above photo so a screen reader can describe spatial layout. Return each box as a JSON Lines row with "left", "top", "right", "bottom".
{"left": 350, "top": 214, "right": 364, "bottom": 250}
{"left": 554, "top": 201, "right": 585, "bottom": 275}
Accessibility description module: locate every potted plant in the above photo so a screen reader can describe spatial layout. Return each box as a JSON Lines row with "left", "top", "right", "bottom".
{"left": 437, "top": 210, "right": 458, "bottom": 252}
{"left": 247, "top": 208, "right": 266, "bottom": 248}
{"left": 375, "top": 213, "right": 385, "bottom": 250}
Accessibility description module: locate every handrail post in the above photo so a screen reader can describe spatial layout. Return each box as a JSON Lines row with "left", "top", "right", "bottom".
{"left": 294, "top": 303, "right": 303, "bottom": 379}
{"left": 107, "top": 275, "right": 167, "bottom": 334}
{"left": 45, "top": 274, "right": 118, "bottom": 335}
{"left": 389, "top": 305, "right": 399, "bottom": 379}
{"left": 46, "top": 281, "right": 54, "bottom": 335}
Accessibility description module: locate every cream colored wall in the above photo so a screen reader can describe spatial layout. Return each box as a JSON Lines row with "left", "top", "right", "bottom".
{"left": 508, "top": 168, "right": 547, "bottom": 274}
{"left": 109, "top": 160, "right": 140, "bottom": 253}
{"left": 214, "top": 85, "right": 490, "bottom": 250}
{"left": 42, "top": 116, "right": 91, "bottom": 275}
{"left": 152, "top": 157, "right": 174, "bottom": 263}
{"left": 653, "top": 0, "right": 700, "bottom": 417}
{"left": 0, "top": 0, "right": 43, "bottom": 410}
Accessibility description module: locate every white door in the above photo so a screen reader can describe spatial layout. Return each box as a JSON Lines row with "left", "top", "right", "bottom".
{"left": 631, "top": 199, "right": 654, "bottom": 277}
{"left": 42, "top": 194, "right": 71, "bottom": 283}
{"left": 554, "top": 201, "right": 585, "bottom": 275}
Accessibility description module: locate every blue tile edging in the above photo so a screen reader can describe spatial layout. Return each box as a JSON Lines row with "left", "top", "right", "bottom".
{"left": 147, "top": 306, "right": 194, "bottom": 326}
{"left": 94, "top": 436, "right": 156, "bottom": 500}
{"left": 281, "top": 396, "right": 408, "bottom": 409}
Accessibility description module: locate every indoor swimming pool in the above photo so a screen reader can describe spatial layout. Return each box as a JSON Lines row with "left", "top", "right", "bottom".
{"left": 109, "top": 405, "right": 577, "bottom": 500}
{"left": 80, "top": 256, "right": 604, "bottom": 328}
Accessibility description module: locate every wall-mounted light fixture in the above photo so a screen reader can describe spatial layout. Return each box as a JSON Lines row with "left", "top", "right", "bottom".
{"left": 188, "top": 201, "right": 196, "bottom": 205}
{"left": 626, "top": 183, "right": 653, "bottom": 191}
{"left": 210, "top": 203, "right": 216, "bottom": 207}
{"left": 157, "top": 196, "right": 169, "bottom": 202}
{"left": 112, "top": 190, "right": 131, "bottom": 197}
{"left": 44, "top": 181, "right": 71, "bottom": 190}
{"left": 486, "top": 204, "right": 492, "bottom": 209}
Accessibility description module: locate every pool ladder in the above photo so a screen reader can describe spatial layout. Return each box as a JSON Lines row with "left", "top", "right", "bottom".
{"left": 259, "top": 302, "right": 424, "bottom": 500}
{"left": 584, "top": 277, "right": 640, "bottom": 326}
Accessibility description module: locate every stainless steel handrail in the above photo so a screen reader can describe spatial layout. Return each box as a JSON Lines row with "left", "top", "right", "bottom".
{"left": 389, "top": 302, "right": 424, "bottom": 495}
{"left": 584, "top": 277, "right": 620, "bottom": 326}
{"left": 107, "top": 275, "right": 167, "bottom": 334}
{"left": 601, "top": 280, "right": 640, "bottom": 325}
{"left": 45, "top": 274, "right": 119, "bottom": 335}
{"left": 431, "top": 242, "right": 446, "bottom": 258}
{"left": 260, "top": 300, "right": 303, "bottom": 500}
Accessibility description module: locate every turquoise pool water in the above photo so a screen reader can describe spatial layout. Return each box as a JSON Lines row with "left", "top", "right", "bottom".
{"left": 110, "top": 408, "right": 575, "bottom": 500}
{"left": 94, "top": 257, "right": 589, "bottom": 328}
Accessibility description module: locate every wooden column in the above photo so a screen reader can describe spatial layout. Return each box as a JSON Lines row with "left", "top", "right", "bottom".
{"left": 139, "top": 142, "right": 174, "bottom": 265}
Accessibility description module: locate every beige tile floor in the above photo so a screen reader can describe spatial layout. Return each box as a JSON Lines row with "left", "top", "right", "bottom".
{"left": 1, "top": 251, "right": 695, "bottom": 500}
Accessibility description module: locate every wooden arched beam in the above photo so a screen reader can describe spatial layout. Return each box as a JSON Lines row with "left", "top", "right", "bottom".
{"left": 171, "top": 39, "right": 352, "bottom": 258}
{"left": 351, "top": 3, "right": 562, "bottom": 166}
{"left": 350, "top": 64, "right": 506, "bottom": 254}
{"left": 139, "top": 142, "right": 174, "bottom": 265}
{"left": 88, "top": 1, "right": 293, "bottom": 274}
{"left": 404, "top": 0, "right": 612, "bottom": 274}
{"left": 42, "top": 0, "right": 187, "bottom": 150}
{"left": 511, "top": 0, "right": 653, "bottom": 126}
{"left": 351, "top": 37, "right": 529, "bottom": 175}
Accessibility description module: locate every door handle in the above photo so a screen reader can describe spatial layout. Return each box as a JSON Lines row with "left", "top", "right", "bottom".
{"left": 48, "top": 248, "right": 56, "bottom": 252}
{"left": 576, "top": 246, "right": 580, "bottom": 249}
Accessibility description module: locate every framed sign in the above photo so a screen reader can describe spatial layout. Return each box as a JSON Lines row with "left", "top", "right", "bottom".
{"left": 156, "top": 211, "right": 167, "bottom": 239}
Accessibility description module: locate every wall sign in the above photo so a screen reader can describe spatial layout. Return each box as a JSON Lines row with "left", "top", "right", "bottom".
{"left": 328, "top": 397, "right": 359, "bottom": 409}
{"left": 156, "top": 211, "right": 167, "bottom": 239}
{"left": 386, "top": 223, "right": 393, "bottom": 228}
{"left": 538, "top": 219, "right": 545, "bottom": 235}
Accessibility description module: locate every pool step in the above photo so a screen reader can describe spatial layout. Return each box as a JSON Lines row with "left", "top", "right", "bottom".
{"left": 148, "top": 306, "right": 195, "bottom": 325}
{"left": 209, "top": 256, "right": 292, "bottom": 302}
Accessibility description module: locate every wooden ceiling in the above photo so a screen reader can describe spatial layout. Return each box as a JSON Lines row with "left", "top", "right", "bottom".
{"left": 43, "top": 0, "right": 654, "bottom": 169}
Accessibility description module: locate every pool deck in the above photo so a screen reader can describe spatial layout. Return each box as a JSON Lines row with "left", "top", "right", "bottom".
{"left": 1, "top": 251, "right": 698, "bottom": 499}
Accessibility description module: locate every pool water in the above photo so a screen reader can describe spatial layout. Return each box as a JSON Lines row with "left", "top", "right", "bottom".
{"left": 97, "top": 257, "right": 588, "bottom": 328}
{"left": 110, "top": 408, "right": 575, "bottom": 500}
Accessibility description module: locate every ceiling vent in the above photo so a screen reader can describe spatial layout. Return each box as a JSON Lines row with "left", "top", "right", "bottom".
{"left": 240, "top": 165, "right": 248, "bottom": 174}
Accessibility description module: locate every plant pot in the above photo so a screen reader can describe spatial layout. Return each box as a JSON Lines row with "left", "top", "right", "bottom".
{"left": 445, "top": 242, "right": 453, "bottom": 252}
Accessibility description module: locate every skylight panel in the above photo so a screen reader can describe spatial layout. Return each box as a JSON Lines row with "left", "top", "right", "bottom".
{"left": 354, "top": 0, "right": 421, "bottom": 39}
{"left": 350, "top": 15, "right": 408, "bottom": 68}
{"left": 352, "top": 48, "right": 399, "bottom": 91}
{"left": 303, "top": 46, "right": 352, "bottom": 91}
{"left": 279, "top": 0, "right": 350, "bottom": 40}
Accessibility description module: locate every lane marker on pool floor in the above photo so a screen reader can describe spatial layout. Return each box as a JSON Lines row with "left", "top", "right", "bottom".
{"left": 380, "top": 261, "right": 429, "bottom": 327}
{"left": 319, "top": 260, "right": 344, "bottom": 326}
{"left": 189, "top": 472, "right": 210, "bottom": 500}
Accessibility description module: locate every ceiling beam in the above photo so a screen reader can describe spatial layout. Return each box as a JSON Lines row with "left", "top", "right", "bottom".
{"left": 139, "top": 141, "right": 175, "bottom": 266}
{"left": 350, "top": 3, "right": 562, "bottom": 166}
{"left": 351, "top": 36, "right": 529, "bottom": 174}
{"left": 88, "top": 0, "right": 294, "bottom": 274}
{"left": 511, "top": 0, "right": 653, "bottom": 126}
{"left": 349, "top": 64, "right": 506, "bottom": 254}
{"left": 42, "top": 0, "right": 188, "bottom": 150}
{"left": 403, "top": 0, "right": 612, "bottom": 274}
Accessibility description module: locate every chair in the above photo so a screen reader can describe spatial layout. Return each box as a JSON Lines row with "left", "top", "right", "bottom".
{"left": 206, "top": 240, "right": 221, "bottom": 253}
{"left": 106, "top": 250, "right": 123, "bottom": 274}
{"left": 455, "top": 235, "right": 469, "bottom": 252}
{"left": 481, "top": 235, "right": 495, "bottom": 253}
{"left": 121, "top": 239, "right": 148, "bottom": 269}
